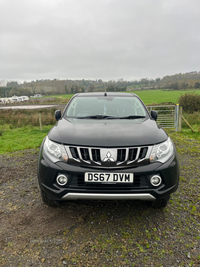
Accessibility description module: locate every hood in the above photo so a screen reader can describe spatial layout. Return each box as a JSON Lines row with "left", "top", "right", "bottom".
{"left": 48, "top": 118, "right": 168, "bottom": 147}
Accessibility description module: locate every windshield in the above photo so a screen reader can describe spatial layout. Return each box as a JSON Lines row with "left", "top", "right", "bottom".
{"left": 64, "top": 96, "right": 147, "bottom": 119}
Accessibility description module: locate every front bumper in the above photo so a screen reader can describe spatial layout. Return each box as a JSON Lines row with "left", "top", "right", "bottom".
{"left": 37, "top": 147, "right": 179, "bottom": 202}
{"left": 62, "top": 193, "right": 156, "bottom": 200}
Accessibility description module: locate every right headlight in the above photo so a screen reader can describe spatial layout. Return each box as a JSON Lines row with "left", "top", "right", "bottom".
{"left": 150, "top": 137, "right": 174, "bottom": 163}
{"left": 43, "top": 136, "right": 68, "bottom": 163}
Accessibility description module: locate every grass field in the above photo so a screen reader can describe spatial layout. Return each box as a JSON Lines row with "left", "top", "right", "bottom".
{"left": 126, "top": 89, "right": 200, "bottom": 105}
{"left": 45, "top": 93, "right": 74, "bottom": 99}
{"left": 0, "top": 125, "right": 51, "bottom": 154}
{"left": 43, "top": 89, "right": 200, "bottom": 105}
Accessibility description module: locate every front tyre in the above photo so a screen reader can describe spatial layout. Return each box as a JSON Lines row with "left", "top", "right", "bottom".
{"left": 40, "top": 188, "right": 61, "bottom": 207}
{"left": 147, "top": 195, "right": 170, "bottom": 208}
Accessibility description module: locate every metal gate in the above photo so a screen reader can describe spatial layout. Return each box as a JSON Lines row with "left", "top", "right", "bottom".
{"left": 147, "top": 105, "right": 179, "bottom": 131}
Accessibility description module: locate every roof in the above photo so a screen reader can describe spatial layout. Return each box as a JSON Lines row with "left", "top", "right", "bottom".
{"left": 75, "top": 92, "right": 137, "bottom": 97}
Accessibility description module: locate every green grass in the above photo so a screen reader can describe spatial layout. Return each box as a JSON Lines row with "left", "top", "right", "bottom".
{"left": 49, "top": 94, "right": 74, "bottom": 99}
{"left": 167, "top": 128, "right": 200, "bottom": 144}
{"left": 177, "top": 127, "right": 200, "bottom": 142}
{"left": 182, "top": 112, "right": 200, "bottom": 126}
{"left": 126, "top": 89, "right": 200, "bottom": 105}
{"left": 37, "top": 94, "right": 74, "bottom": 100}
{"left": 0, "top": 125, "right": 52, "bottom": 154}
{"left": 43, "top": 89, "right": 200, "bottom": 106}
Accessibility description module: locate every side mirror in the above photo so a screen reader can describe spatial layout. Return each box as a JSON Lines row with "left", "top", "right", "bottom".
{"left": 151, "top": 110, "right": 157, "bottom": 121}
{"left": 55, "top": 110, "right": 61, "bottom": 121}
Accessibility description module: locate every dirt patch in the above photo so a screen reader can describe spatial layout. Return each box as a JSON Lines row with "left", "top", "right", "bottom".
{"left": 0, "top": 150, "right": 90, "bottom": 241}
{"left": 0, "top": 135, "right": 200, "bottom": 266}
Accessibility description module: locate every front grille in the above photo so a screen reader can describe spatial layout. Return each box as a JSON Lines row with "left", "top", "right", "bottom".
{"left": 67, "top": 145, "right": 151, "bottom": 168}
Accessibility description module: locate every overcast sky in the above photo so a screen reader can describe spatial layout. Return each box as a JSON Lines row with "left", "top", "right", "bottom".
{"left": 0, "top": 0, "right": 200, "bottom": 83}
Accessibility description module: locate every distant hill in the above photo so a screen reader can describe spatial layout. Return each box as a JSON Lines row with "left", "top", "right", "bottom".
{"left": 160, "top": 72, "right": 200, "bottom": 88}
{"left": 162, "top": 72, "right": 200, "bottom": 81}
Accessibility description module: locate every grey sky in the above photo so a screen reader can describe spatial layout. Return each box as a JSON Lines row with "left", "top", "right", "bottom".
{"left": 0, "top": 0, "right": 200, "bottom": 82}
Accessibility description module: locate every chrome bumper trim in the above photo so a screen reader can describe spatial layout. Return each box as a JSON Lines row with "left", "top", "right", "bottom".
{"left": 62, "top": 193, "right": 156, "bottom": 201}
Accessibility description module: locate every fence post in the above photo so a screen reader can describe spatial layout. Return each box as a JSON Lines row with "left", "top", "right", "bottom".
{"left": 39, "top": 114, "right": 43, "bottom": 131}
{"left": 175, "top": 104, "right": 179, "bottom": 132}
{"left": 182, "top": 115, "right": 196, "bottom": 132}
{"left": 178, "top": 106, "right": 182, "bottom": 132}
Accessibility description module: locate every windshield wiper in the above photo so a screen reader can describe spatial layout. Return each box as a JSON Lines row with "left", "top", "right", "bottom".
{"left": 74, "top": 115, "right": 146, "bottom": 120}
{"left": 76, "top": 115, "right": 119, "bottom": 119}
{"left": 119, "top": 115, "right": 146, "bottom": 119}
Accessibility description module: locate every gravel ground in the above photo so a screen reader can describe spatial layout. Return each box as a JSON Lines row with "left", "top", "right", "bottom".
{"left": 0, "top": 132, "right": 200, "bottom": 267}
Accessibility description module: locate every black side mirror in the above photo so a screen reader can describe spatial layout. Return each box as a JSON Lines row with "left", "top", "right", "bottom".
{"left": 151, "top": 110, "right": 157, "bottom": 121}
{"left": 55, "top": 110, "right": 61, "bottom": 121}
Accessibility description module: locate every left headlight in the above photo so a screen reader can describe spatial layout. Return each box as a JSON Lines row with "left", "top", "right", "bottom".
{"left": 150, "top": 137, "right": 174, "bottom": 163}
{"left": 43, "top": 136, "right": 68, "bottom": 163}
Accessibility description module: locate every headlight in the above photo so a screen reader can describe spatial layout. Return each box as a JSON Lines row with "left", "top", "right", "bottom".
{"left": 43, "top": 136, "right": 68, "bottom": 163}
{"left": 150, "top": 137, "right": 174, "bottom": 163}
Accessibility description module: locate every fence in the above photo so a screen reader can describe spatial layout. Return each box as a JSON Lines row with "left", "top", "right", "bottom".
{"left": 147, "top": 104, "right": 179, "bottom": 131}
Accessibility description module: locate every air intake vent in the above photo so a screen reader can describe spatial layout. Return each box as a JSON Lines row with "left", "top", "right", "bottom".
{"left": 80, "top": 148, "right": 90, "bottom": 161}
{"left": 117, "top": 149, "right": 126, "bottom": 162}
{"left": 139, "top": 147, "right": 148, "bottom": 160}
{"left": 128, "top": 148, "right": 138, "bottom": 161}
{"left": 91, "top": 149, "right": 101, "bottom": 162}
{"left": 70, "top": 147, "right": 79, "bottom": 159}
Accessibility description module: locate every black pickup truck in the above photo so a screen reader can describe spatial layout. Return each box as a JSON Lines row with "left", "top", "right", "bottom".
{"left": 37, "top": 92, "right": 179, "bottom": 208}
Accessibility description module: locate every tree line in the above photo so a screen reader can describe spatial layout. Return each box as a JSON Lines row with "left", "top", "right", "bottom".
{"left": 1, "top": 71, "right": 200, "bottom": 98}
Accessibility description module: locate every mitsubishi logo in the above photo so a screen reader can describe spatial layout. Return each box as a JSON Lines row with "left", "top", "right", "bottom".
{"left": 101, "top": 149, "right": 117, "bottom": 163}
{"left": 103, "top": 151, "right": 115, "bottom": 162}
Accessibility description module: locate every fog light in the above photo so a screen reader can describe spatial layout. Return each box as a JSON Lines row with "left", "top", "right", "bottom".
{"left": 56, "top": 174, "right": 68, "bottom": 186}
{"left": 150, "top": 175, "right": 162, "bottom": 186}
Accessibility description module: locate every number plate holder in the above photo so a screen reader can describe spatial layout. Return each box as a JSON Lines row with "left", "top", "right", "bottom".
{"left": 84, "top": 172, "right": 134, "bottom": 183}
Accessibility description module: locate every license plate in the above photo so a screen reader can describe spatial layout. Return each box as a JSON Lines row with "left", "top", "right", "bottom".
{"left": 84, "top": 173, "right": 134, "bottom": 183}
